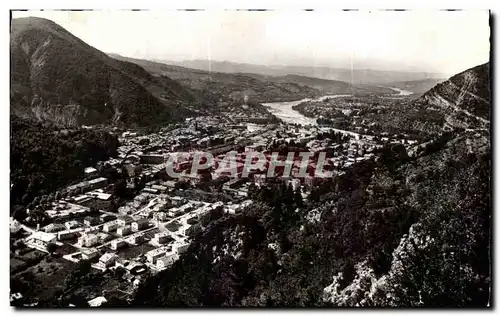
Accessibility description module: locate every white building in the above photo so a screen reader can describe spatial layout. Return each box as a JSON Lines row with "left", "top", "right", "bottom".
{"left": 64, "top": 220, "right": 80, "bottom": 230}
{"left": 78, "top": 233, "right": 99, "bottom": 248}
{"left": 82, "top": 248, "right": 99, "bottom": 260}
{"left": 117, "top": 215, "right": 134, "bottom": 227}
{"left": 146, "top": 247, "right": 168, "bottom": 264}
{"left": 117, "top": 225, "right": 132, "bottom": 237}
{"left": 103, "top": 220, "right": 118, "bottom": 232}
{"left": 99, "top": 253, "right": 118, "bottom": 267}
{"left": 126, "top": 235, "right": 143, "bottom": 245}
{"left": 152, "top": 232, "right": 171, "bottom": 245}
{"left": 156, "top": 254, "right": 178, "bottom": 270}
{"left": 111, "top": 239, "right": 127, "bottom": 250}
{"left": 26, "top": 232, "right": 56, "bottom": 252}
{"left": 131, "top": 218, "right": 149, "bottom": 232}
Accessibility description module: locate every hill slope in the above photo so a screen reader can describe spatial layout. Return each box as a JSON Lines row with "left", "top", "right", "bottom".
{"left": 108, "top": 54, "right": 326, "bottom": 104}
{"left": 386, "top": 78, "right": 445, "bottom": 95}
{"left": 10, "top": 17, "right": 195, "bottom": 126}
{"left": 422, "top": 63, "right": 490, "bottom": 129}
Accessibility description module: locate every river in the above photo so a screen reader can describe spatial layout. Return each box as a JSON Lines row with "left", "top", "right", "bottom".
{"left": 385, "top": 87, "right": 414, "bottom": 96}
{"left": 263, "top": 95, "right": 352, "bottom": 126}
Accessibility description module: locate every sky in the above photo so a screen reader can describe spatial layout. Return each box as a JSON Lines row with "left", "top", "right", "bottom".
{"left": 11, "top": 10, "right": 490, "bottom": 74}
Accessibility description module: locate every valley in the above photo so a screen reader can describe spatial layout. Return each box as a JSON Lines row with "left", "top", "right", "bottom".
{"left": 9, "top": 13, "right": 491, "bottom": 309}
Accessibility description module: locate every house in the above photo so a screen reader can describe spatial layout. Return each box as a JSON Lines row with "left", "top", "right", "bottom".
{"left": 117, "top": 225, "right": 131, "bottom": 237}
{"left": 88, "top": 177, "right": 108, "bottom": 190}
{"left": 131, "top": 218, "right": 149, "bottom": 232}
{"left": 57, "top": 230, "right": 78, "bottom": 241}
{"left": 223, "top": 178, "right": 246, "bottom": 190}
{"left": 26, "top": 232, "right": 56, "bottom": 252}
{"left": 64, "top": 220, "right": 80, "bottom": 230}
{"left": 88, "top": 296, "right": 107, "bottom": 307}
{"left": 97, "top": 232, "right": 112, "bottom": 243}
{"left": 126, "top": 235, "right": 144, "bottom": 245}
{"left": 84, "top": 167, "right": 98, "bottom": 178}
{"left": 153, "top": 212, "right": 169, "bottom": 221}
{"left": 151, "top": 185, "right": 167, "bottom": 193}
{"left": 111, "top": 239, "right": 127, "bottom": 250}
{"left": 152, "top": 232, "right": 171, "bottom": 245}
{"left": 84, "top": 216, "right": 99, "bottom": 227}
{"left": 43, "top": 223, "right": 66, "bottom": 233}
{"left": 82, "top": 248, "right": 99, "bottom": 260}
{"left": 176, "top": 241, "right": 190, "bottom": 254}
{"left": 146, "top": 247, "right": 168, "bottom": 264}
{"left": 103, "top": 220, "right": 118, "bottom": 232}
{"left": 117, "top": 215, "right": 134, "bottom": 227}
{"left": 140, "top": 154, "right": 165, "bottom": 165}
{"left": 78, "top": 233, "right": 99, "bottom": 247}
{"left": 156, "top": 254, "right": 178, "bottom": 270}
{"left": 99, "top": 253, "right": 118, "bottom": 267}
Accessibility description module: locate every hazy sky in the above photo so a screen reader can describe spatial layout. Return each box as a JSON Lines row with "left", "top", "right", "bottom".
{"left": 12, "top": 10, "right": 490, "bottom": 74}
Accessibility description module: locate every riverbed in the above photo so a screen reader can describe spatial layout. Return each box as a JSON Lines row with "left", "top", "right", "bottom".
{"left": 263, "top": 95, "right": 352, "bottom": 126}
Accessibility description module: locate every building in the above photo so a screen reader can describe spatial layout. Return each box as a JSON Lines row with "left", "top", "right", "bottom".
{"left": 64, "top": 220, "right": 80, "bottom": 230}
{"left": 131, "top": 218, "right": 149, "bottom": 232}
{"left": 223, "top": 178, "right": 246, "bottom": 190}
{"left": 103, "top": 220, "right": 118, "bottom": 232}
{"left": 84, "top": 167, "right": 98, "bottom": 178}
{"left": 176, "top": 241, "right": 190, "bottom": 254}
{"left": 111, "top": 239, "right": 127, "bottom": 250}
{"left": 152, "top": 232, "right": 171, "bottom": 245}
{"left": 78, "top": 233, "right": 99, "bottom": 248}
{"left": 82, "top": 248, "right": 99, "bottom": 260}
{"left": 43, "top": 223, "right": 66, "bottom": 233}
{"left": 156, "top": 254, "right": 178, "bottom": 270}
{"left": 146, "top": 247, "right": 168, "bottom": 264}
{"left": 117, "top": 225, "right": 132, "bottom": 237}
{"left": 84, "top": 216, "right": 99, "bottom": 227}
{"left": 140, "top": 154, "right": 165, "bottom": 165}
{"left": 88, "top": 177, "right": 108, "bottom": 190}
{"left": 99, "top": 253, "right": 118, "bottom": 268}
{"left": 26, "top": 232, "right": 56, "bottom": 252}
{"left": 57, "top": 230, "right": 78, "bottom": 241}
{"left": 117, "top": 215, "right": 134, "bottom": 227}
{"left": 153, "top": 212, "right": 169, "bottom": 221}
{"left": 126, "top": 235, "right": 144, "bottom": 245}
{"left": 88, "top": 296, "right": 107, "bottom": 307}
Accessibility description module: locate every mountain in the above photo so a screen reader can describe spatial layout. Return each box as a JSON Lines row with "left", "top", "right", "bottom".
{"left": 108, "top": 54, "right": 327, "bottom": 104}
{"left": 421, "top": 63, "right": 490, "bottom": 129}
{"left": 110, "top": 55, "right": 397, "bottom": 102}
{"left": 160, "top": 59, "right": 447, "bottom": 85}
{"left": 386, "top": 78, "right": 445, "bottom": 95}
{"left": 10, "top": 17, "right": 196, "bottom": 127}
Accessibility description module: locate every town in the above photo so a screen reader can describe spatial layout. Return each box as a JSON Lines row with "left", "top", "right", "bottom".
{"left": 10, "top": 100, "right": 430, "bottom": 306}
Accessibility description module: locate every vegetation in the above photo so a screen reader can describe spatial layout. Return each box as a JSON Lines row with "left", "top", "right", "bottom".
{"left": 10, "top": 116, "right": 119, "bottom": 209}
{"left": 128, "top": 132, "right": 490, "bottom": 307}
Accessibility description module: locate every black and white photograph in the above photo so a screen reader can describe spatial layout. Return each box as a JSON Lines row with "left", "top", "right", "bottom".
{"left": 8, "top": 8, "right": 491, "bottom": 308}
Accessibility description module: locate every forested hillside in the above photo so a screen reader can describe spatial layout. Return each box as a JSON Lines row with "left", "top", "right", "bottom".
{"left": 10, "top": 116, "right": 119, "bottom": 209}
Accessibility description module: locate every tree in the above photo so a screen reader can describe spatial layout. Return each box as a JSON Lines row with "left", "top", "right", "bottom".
{"left": 46, "top": 242, "right": 57, "bottom": 255}
{"left": 294, "top": 187, "right": 304, "bottom": 208}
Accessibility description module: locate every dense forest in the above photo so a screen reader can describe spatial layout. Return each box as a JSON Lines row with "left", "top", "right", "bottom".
{"left": 129, "top": 131, "right": 490, "bottom": 307}
{"left": 10, "top": 116, "right": 119, "bottom": 209}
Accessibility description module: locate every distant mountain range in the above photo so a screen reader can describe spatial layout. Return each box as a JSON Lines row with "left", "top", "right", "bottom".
{"left": 158, "top": 59, "right": 448, "bottom": 85}
{"left": 109, "top": 54, "right": 399, "bottom": 103}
